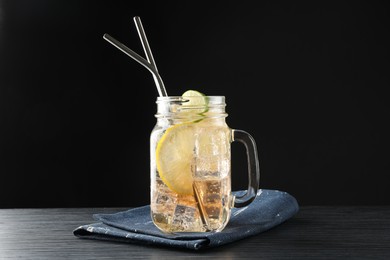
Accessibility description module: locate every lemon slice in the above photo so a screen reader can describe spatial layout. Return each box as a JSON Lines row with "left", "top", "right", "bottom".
{"left": 156, "top": 123, "right": 196, "bottom": 195}
{"left": 181, "top": 90, "right": 209, "bottom": 114}
{"left": 156, "top": 90, "right": 209, "bottom": 194}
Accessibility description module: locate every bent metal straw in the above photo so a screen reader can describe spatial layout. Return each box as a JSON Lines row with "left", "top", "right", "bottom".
{"left": 103, "top": 17, "right": 168, "bottom": 97}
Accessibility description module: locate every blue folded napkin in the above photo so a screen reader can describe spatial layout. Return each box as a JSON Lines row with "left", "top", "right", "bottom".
{"left": 73, "top": 189, "right": 299, "bottom": 250}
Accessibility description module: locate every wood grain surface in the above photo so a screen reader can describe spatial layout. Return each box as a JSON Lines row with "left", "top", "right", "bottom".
{"left": 0, "top": 207, "right": 389, "bottom": 259}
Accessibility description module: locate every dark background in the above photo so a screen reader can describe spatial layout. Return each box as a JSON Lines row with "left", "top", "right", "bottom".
{"left": 0, "top": 0, "right": 389, "bottom": 208}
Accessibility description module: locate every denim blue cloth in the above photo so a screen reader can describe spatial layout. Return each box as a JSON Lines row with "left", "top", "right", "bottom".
{"left": 73, "top": 189, "right": 299, "bottom": 250}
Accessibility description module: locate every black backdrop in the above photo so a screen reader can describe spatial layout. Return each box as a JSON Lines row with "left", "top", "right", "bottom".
{"left": 1, "top": 0, "right": 389, "bottom": 207}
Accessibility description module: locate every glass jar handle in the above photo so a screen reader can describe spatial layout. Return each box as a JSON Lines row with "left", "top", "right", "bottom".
{"left": 231, "top": 129, "right": 260, "bottom": 207}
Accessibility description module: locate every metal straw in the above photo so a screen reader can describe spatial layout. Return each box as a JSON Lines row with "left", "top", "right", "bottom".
{"left": 133, "top": 17, "right": 165, "bottom": 93}
{"left": 133, "top": 16, "right": 158, "bottom": 70}
{"left": 103, "top": 19, "right": 167, "bottom": 97}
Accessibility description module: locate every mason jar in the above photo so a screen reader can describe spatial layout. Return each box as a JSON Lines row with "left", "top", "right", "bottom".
{"left": 150, "top": 96, "right": 260, "bottom": 233}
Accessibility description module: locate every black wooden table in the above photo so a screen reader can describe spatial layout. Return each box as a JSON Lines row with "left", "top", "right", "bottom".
{"left": 0, "top": 206, "right": 389, "bottom": 259}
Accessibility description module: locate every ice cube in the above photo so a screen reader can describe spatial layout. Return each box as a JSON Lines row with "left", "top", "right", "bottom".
{"left": 205, "top": 206, "right": 221, "bottom": 220}
{"left": 172, "top": 205, "right": 197, "bottom": 228}
{"left": 205, "top": 193, "right": 221, "bottom": 204}
{"left": 207, "top": 180, "right": 221, "bottom": 193}
{"left": 156, "top": 193, "right": 174, "bottom": 205}
{"left": 153, "top": 186, "right": 177, "bottom": 214}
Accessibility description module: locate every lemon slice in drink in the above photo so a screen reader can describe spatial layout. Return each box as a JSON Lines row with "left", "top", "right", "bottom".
{"left": 181, "top": 90, "right": 209, "bottom": 114}
{"left": 156, "top": 123, "right": 196, "bottom": 195}
{"left": 182, "top": 89, "right": 207, "bottom": 103}
{"left": 156, "top": 90, "right": 208, "bottom": 195}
